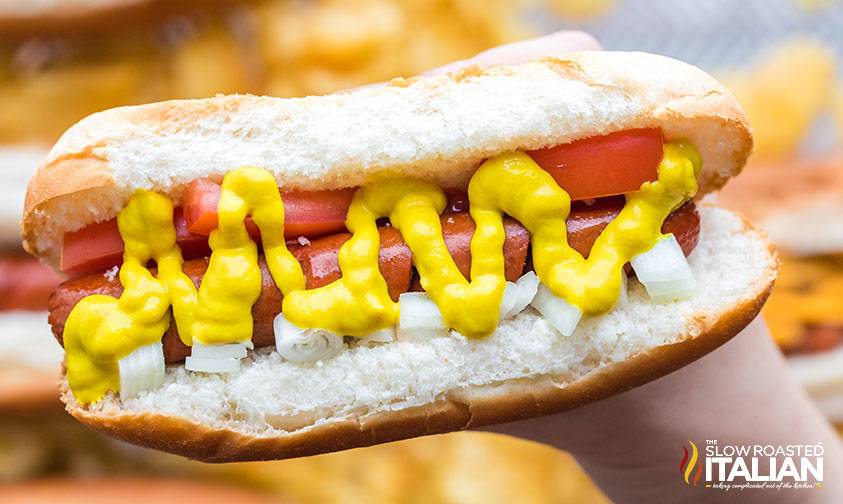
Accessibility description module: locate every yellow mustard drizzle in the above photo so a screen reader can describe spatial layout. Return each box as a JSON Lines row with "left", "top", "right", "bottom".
{"left": 64, "top": 191, "right": 174, "bottom": 404}
{"left": 64, "top": 139, "right": 701, "bottom": 404}
{"left": 483, "top": 140, "right": 701, "bottom": 315}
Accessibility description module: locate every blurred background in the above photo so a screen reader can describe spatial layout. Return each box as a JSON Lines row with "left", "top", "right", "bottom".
{"left": 1, "top": 0, "right": 842, "bottom": 502}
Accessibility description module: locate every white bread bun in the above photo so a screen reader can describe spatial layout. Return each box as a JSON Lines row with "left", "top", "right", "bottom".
{"left": 715, "top": 157, "right": 843, "bottom": 256}
{"left": 23, "top": 51, "right": 751, "bottom": 269}
{"left": 21, "top": 52, "right": 771, "bottom": 461}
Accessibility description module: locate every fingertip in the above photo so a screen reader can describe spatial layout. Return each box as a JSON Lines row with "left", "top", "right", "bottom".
{"left": 428, "top": 30, "right": 603, "bottom": 76}
{"left": 549, "top": 30, "right": 603, "bottom": 52}
{"left": 348, "top": 31, "right": 603, "bottom": 91}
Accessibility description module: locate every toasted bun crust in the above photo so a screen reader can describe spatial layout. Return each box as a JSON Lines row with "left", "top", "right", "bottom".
{"left": 715, "top": 156, "right": 843, "bottom": 256}
{"left": 60, "top": 207, "right": 777, "bottom": 462}
{"left": 23, "top": 51, "right": 752, "bottom": 270}
{"left": 0, "top": 478, "right": 280, "bottom": 504}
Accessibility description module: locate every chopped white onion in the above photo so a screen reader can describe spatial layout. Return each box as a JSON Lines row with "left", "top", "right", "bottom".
{"left": 397, "top": 292, "right": 449, "bottom": 341}
{"left": 185, "top": 338, "right": 253, "bottom": 373}
{"left": 630, "top": 235, "right": 698, "bottom": 303}
{"left": 357, "top": 327, "right": 396, "bottom": 346}
{"left": 274, "top": 313, "right": 344, "bottom": 362}
{"left": 184, "top": 356, "right": 240, "bottom": 373}
{"left": 614, "top": 272, "right": 629, "bottom": 310}
{"left": 498, "top": 282, "right": 518, "bottom": 320}
{"left": 499, "top": 271, "right": 540, "bottom": 320}
{"left": 190, "top": 339, "right": 254, "bottom": 360}
{"left": 514, "top": 271, "right": 540, "bottom": 314}
{"left": 530, "top": 283, "right": 582, "bottom": 336}
{"left": 118, "top": 341, "right": 164, "bottom": 401}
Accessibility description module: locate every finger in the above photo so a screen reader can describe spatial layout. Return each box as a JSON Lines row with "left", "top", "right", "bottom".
{"left": 422, "top": 30, "right": 603, "bottom": 77}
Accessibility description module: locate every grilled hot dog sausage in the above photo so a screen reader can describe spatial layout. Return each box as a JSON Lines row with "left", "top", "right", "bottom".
{"left": 48, "top": 202, "right": 698, "bottom": 362}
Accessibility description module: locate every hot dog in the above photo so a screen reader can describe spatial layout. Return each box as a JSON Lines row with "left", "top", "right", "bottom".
{"left": 47, "top": 202, "right": 700, "bottom": 363}
{"left": 22, "top": 52, "right": 776, "bottom": 462}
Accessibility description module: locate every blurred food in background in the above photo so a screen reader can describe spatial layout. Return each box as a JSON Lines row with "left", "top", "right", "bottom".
{"left": 0, "top": 477, "right": 284, "bottom": 504}
{"left": 0, "top": 412, "right": 200, "bottom": 483}
{"left": 0, "top": 147, "right": 64, "bottom": 411}
{"left": 717, "top": 38, "right": 835, "bottom": 159}
{"left": 834, "top": 86, "right": 843, "bottom": 144}
{"left": 200, "top": 433, "right": 609, "bottom": 504}
{"left": 546, "top": 0, "right": 617, "bottom": 19}
{"left": 0, "top": 0, "right": 532, "bottom": 148}
{"left": 717, "top": 157, "right": 843, "bottom": 426}
{"left": 0, "top": 413, "right": 609, "bottom": 503}
{"left": 5, "top": 0, "right": 843, "bottom": 500}
{"left": 256, "top": 0, "right": 531, "bottom": 97}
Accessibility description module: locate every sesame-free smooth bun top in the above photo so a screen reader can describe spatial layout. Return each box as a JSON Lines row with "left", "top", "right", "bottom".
{"left": 23, "top": 50, "right": 752, "bottom": 269}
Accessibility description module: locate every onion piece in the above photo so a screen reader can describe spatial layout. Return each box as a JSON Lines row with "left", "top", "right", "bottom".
{"left": 615, "top": 272, "right": 629, "bottom": 310}
{"left": 118, "top": 341, "right": 164, "bottom": 401}
{"left": 190, "top": 339, "right": 253, "bottom": 360}
{"left": 512, "top": 271, "right": 540, "bottom": 316}
{"left": 630, "top": 234, "right": 698, "bottom": 303}
{"left": 358, "top": 327, "right": 396, "bottom": 346}
{"left": 397, "top": 292, "right": 448, "bottom": 341}
{"left": 184, "top": 356, "right": 240, "bottom": 373}
{"left": 274, "top": 313, "right": 344, "bottom": 362}
{"left": 498, "top": 282, "right": 518, "bottom": 320}
{"left": 530, "top": 283, "right": 582, "bottom": 336}
{"left": 499, "top": 271, "right": 540, "bottom": 320}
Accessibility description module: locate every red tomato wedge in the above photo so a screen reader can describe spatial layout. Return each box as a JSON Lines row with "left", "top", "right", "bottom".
{"left": 182, "top": 178, "right": 356, "bottom": 240}
{"left": 61, "top": 208, "right": 211, "bottom": 278}
{"left": 527, "top": 128, "right": 664, "bottom": 200}
{"left": 61, "top": 129, "right": 665, "bottom": 276}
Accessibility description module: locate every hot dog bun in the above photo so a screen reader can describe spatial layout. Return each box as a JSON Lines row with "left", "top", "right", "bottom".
{"left": 22, "top": 51, "right": 775, "bottom": 462}
{"left": 24, "top": 51, "right": 751, "bottom": 268}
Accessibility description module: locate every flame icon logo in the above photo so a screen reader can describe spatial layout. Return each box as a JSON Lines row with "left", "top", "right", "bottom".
{"left": 680, "top": 441, "right": 703, "bottom": 487}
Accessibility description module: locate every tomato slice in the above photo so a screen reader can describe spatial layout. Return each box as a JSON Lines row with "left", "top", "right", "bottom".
{"left": 61, "top": 208, "right": 211, "bottom": 277}
{"left": 183, "top": 178, "right": 355, "bottom": 240}
{"left": 527, "top": 128, "right": 664, "bottom": 200}
{"left": 63, "top": 129, "right": 663, "bottom": 275}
